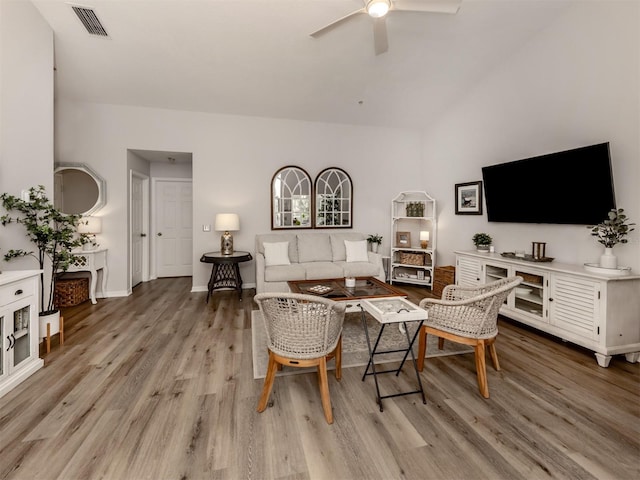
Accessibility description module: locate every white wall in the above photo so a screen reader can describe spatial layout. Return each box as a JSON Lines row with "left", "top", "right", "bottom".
{"left": 422, "top": 2, "right": 640, "bottom": 272}
{"left": 0, "top": 0, "right": 54, "bottom": 275}
{"left": 55, "top": 101, "right": 422, "bottom": 295}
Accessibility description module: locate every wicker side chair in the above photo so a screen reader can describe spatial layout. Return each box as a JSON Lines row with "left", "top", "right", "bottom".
{"left": 417, "top": 276, "right": 522, "bottom": 398}
{"left": 254, "top": 292, "right": 346, "bottom": 424}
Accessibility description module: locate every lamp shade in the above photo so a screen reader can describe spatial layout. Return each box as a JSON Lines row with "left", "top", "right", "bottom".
{"left": 78, "top": 216, "right": 102, "bottom": 234}
{"left": 420, "top": 231, "right": 430, "bottom": 241}
{"left": 215, "top": 213, "right": 239, "bottom": 232}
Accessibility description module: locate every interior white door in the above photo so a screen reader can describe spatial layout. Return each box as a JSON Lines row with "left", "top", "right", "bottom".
{"left": 131, "top": 174, "right": 144, "bottom": 287}
{"left": 156, "top": 180, "right": 193, "bottom": 277}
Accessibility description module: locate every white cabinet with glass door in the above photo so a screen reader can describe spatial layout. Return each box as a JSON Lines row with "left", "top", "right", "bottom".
{"left": 0, "top": 270, "right": 43, "bottom": 399}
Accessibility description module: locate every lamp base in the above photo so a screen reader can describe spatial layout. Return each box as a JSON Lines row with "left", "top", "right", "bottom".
{"left": 420, "top": 240, "right": 429, "bottom": 249}
{"left": 221, "top": 231, "right": 234, "bottom": 255}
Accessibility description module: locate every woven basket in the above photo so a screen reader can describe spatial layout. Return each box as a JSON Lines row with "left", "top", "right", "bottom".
{"left": 433, "top": 265, "right": 456, "bottom": 297}
{"left": 399, "top": 252, "right": 425, "bottom": 266}
{"left": 54, "top": 278, "right": 89, "bottom": 307}
{"left": 516, "top": 271, "right": 543, "bottom": 286}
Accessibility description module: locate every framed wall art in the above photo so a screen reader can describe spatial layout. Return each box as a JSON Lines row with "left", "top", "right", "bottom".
{"left": 455, "top": 181, "right": 483, "bottom": 215}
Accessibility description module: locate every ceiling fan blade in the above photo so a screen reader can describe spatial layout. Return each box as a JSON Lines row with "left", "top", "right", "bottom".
{"left": 310, "top": 8, "right": 366, "bottom": 37}
{"left": 373, "top": 17, "right": 389, "bottom": 55}
{"left": 392, "top": 0, "right": 461, "bottom": 14}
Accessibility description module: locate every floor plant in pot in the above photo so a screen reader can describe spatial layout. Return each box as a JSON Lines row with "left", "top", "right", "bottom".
{"left": 588, "top": 208, "right": 635, "bottom": 269}
{"left": 1, "top": 186, "right": 88, "bottom": 340}
{"left": 472, "top": 232, "right": 492, "bottom": 252}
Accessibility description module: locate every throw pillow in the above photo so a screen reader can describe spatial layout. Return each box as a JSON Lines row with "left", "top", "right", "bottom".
{"left": 264, "top": 241, "right": 291, "bottom": 266}
{"left": 345, "top": 240, "right": 369, "bottom": 263}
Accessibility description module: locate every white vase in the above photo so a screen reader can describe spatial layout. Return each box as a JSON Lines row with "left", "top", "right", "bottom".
{"left": 371, "top": 243, "right": 379, "bottom": 254}
{"left": 599, "top": 247, "right": 618, "bottom": 269}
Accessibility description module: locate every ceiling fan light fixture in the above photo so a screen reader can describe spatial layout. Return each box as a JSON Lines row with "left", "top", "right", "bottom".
{"left": 366, "top": 0, "right": 391, "bottom": 18}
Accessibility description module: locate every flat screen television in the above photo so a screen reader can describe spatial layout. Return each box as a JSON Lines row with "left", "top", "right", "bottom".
{"left": 481, "top": 142, "right": 616, "bottom": 225}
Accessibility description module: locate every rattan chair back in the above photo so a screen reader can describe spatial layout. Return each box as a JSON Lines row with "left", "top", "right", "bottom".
{"left": 254, "top": 292, "right": 346, "bottom": 360}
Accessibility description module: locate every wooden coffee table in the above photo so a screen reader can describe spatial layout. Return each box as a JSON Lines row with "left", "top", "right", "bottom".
{"left": 287, "top": 276, "right": 406, "bottom": 304}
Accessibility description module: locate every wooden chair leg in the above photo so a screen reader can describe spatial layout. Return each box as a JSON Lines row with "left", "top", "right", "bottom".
{"left": 317, "top": 357, "right": 333, "bottom": 424}
{"left": 417, "top": 327, "right": 427, "bottom": 371}
{"left": 487, "top": 337, "right": 500, "bottom": 371}
{"left": 334, "top": 335, "right": 342, "bottom": 381}
{"left": 257, "top": 352, "right": 279, "bottom": 413}
{"left": 438, "top": 337, "right": 445, "bottom": 350}
{"left": 59, "top": 315, "right": 64, "bottom": 346}
{"left": 474, "top": 340, "right": 489, "bottom": 398}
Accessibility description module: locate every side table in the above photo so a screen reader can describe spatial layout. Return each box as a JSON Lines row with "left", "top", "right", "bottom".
{"left": 360, "top": 297, "right": 428, "bottom": 412}
{"left": 200, "top": 251, "right": 253, "bottom": 302}
{"left": 67, "top": 249, "right": 108, "bottom": 304}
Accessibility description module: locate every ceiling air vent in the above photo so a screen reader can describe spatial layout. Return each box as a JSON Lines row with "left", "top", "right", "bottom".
{"left": 71, "top": 5, "right": 108, "bottom": 37}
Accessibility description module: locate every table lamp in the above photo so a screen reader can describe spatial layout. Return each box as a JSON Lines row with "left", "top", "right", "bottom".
{"left": 420, "top": 231, "right": 429, "bottom": 249}
{"left": 78, "top": 216, "right": 102, "bottom": 251}
{"left": 215, "top": 213, "right": 239, "bottom": 255}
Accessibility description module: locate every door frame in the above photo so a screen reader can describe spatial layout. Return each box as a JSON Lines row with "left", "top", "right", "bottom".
{"left": 151, "top": 177, "right": 193, "bottom": 279}
{"left": 129, "top": 170, "right": 150, "bottom": 289}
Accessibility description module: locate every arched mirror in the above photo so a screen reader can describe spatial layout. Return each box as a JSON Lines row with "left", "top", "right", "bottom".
{"left": 54, "top": 163, "right": 106, "bottom": 215}
{"left": 271, "top": 166, "right": 312, "bottom": 229}
{"left": 314, "top": 167, "right": 352, "bottom": 228}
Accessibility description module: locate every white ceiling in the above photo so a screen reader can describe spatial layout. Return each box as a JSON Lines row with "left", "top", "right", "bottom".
{"left": 32, "top": 0, "right": 572, "bottom": 130}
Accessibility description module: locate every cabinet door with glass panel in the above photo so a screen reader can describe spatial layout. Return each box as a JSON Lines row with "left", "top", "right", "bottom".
{"left": 484, "top": 261, "right": 548, "bottom": 323}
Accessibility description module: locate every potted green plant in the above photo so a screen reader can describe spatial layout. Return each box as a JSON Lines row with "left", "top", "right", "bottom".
{"left": 472, "top": 232, "right": 492, "bottom": 252}
{"left": 1, "top": 186, "right": 88, "bottom": 335}
{"left": 588, "top": 208, "right": 635, "bottom": 269}
{"left": 367, "top": 234, "right": 383, "bottom": 253}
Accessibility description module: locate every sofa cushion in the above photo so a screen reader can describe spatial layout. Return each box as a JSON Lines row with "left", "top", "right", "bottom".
{"left": 345, "top": 239, "right": 369, "bottom": 262}
{"left": 263, "top": 241, "right": 290, "bottom": 266}
{"left": 330, "top": 232, "right": 366, "bottom": 261}
{"left": 264, "top": 264, "right": 306, "bottom": 282}
{"left": 256, "top": 233, "right": 298, "bottom": 263}
{"left": 297, "top": 234, "right": 333, "bottom": 263}
{"left": 304, "top": 262, "right": 344, "bottom": 280}
{"left": 338, "top": 261, "right": 381, "bottom": 278}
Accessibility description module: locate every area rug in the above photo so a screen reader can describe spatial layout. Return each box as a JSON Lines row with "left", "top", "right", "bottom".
{"left": 252, "top": 310, "right": 474, "bottom": 379}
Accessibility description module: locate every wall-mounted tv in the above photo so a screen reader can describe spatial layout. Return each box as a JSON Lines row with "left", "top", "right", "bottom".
{"left": 481, "top": 142, "right": 616, "bottom": 225}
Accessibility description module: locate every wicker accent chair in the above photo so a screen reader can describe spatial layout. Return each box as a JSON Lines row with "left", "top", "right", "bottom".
{"left": 254, "top": 292, "right": 346, "bottom": 424}
{"left": 417, "top": 276, "right": 522, "bottom": 398}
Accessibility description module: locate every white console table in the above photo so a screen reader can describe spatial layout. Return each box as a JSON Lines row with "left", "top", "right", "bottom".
{"left": 67, "top": 249, "right": 108, "bottom": 304}
{"left": 455, "top": 250, "right": 640, "bottom": 367}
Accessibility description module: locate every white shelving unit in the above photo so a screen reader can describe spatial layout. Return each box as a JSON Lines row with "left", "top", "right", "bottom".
{"left": 390, "top": 191, "right": 437, "bottom": 289}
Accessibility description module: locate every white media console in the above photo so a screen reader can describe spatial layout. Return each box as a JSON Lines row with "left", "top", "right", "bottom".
{"left": 455, "top": 250, "right": 640, "bottom": 367}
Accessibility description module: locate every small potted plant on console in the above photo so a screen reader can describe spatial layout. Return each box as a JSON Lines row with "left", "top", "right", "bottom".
{"left": 367, "top": 233, "right": 383, "bottom": 253}
{"left": 589, "top": 208, "right": 635, "bottom": 269}
{"left": 472, "top": 232, "right": 492, "bottom": 252}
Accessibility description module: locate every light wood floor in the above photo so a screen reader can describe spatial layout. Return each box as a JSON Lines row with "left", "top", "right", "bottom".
{"left": 0, "top": 277, "right": 638, "bottom": 480}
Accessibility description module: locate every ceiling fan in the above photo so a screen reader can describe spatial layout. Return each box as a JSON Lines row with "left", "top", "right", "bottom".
{"left": 310, "top": 0, "right": 462, "bottom": 55}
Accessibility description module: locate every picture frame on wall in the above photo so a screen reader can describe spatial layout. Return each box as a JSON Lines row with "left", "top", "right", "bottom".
{"left": 396, "top": 231, "right": 411, "bottom": 247}
{"left": 455, "top": 181, "right": 483, "bottom": 215}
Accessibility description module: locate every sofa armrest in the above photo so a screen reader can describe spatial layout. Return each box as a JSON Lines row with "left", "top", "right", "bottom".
{"left": 367, "top": 251, "right": 386, "bottom": 283}
{"left": 255, "top": 252, "right": 266, "bottom": 293}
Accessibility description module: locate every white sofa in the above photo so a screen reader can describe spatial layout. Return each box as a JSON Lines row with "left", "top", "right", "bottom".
{"left": 255, "top": 232, "right": 385, "bottom": 293}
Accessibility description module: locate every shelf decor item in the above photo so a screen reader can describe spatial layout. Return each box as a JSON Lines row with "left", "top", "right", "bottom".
{"left": 588, "top": 208, "right": 635, "bottom": 269}
{"left": 472, "top": 232, "right": 492, "bottom": 252}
